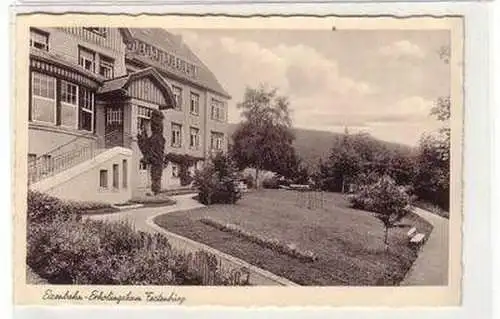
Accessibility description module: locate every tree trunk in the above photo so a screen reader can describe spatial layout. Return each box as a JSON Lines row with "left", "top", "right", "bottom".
{"left": 341, "top": 176, "right": 345, "bottom": 193}
{"left": 384, "top": 227, "right": 389, "bottom": 251}
{"left": 255, "top": 167, "right": 260, "bottom": 189}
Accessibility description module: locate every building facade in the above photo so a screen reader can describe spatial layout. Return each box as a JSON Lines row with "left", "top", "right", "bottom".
{"left": 28, "top": 27, "right": 230, "bottom": 202}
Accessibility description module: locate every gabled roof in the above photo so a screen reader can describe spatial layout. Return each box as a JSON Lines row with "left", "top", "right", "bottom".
{"left": 98, "top": 67, "right": 177, "bottom": 109}
{"left": 125, "top": 28, "right": 231, "bottom": 99}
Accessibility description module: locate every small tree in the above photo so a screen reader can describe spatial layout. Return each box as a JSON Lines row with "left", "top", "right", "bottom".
{"left": 137, "top": 109, "right": 165, "bottom": 195}
{"left": 349, "top": 175, "right": 413, "bottom": 250}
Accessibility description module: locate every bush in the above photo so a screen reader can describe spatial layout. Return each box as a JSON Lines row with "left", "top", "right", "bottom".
{"left": 242, "top": 173, "right": 254, "bottom": 189}
{"left": 27, "top": 190, "right": 80, "bottom": 224}
{"left": 348, "top": 175, "right": 413, "bottom": 217}
{"left": 193, "top": 153, "right": 241, "bottom": 205}
{"left": 262, "top": 177, "right": 280, "bottom": 189}
{"left": 27, "top": 191, "right": 250, "bottom": 285}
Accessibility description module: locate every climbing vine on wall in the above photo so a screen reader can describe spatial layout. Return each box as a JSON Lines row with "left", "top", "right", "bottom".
{"left": 137, "top": 109, "right": 165, "bottom": 194}
{"left": 164, "top": 153, "right": 204, "bottom": 186}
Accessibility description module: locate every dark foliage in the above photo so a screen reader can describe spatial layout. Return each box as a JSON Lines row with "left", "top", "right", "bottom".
{"left": 137, "top": 109, "right": 166, "bottom": 195}
{"left": 193, "top": 153, "right": 241, "bottom": 205}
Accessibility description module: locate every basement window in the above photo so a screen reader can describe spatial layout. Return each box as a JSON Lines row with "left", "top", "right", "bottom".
{"left": 99, "top": 169, "right": 108, "bottom": 188}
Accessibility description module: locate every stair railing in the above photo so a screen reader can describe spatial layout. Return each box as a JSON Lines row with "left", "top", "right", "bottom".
{"left": 28, "top": 130, "right": 133, "bottom": 185}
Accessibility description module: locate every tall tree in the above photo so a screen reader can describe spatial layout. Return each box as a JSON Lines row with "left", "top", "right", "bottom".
{"left": 137, "top": 109, "right": 166, "bottom": 195}
{"left": 231, "top": 85, "right": 296, "bottom": 187}
{"left": 413, "top": 45, "right": 451, "bottom": 210}
{"left": 317, "top": 128, "right": 362, "bottom": 193}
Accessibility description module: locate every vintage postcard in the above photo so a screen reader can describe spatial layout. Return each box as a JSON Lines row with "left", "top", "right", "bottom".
{"left": 12, "top": 13, "right": 463, "bottom": 307}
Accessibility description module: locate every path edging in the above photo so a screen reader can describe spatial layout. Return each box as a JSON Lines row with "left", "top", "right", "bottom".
{"left": 146, "top": 211, "right": 300, "bottom": 287}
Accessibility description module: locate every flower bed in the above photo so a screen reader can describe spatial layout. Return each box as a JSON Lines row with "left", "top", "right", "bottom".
{"left": 26, "top": 190, "right": 250, "bottom": 286}
{"left": 200, "top": 217, "right": 318, "bottom": 262}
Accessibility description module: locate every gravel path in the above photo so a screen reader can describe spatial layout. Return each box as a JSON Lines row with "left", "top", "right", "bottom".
{"left": 400, "top": 208, "right": 449, "bottom": 286}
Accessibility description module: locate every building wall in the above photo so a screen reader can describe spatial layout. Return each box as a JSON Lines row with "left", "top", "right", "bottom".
{"left": 37, "top": 27, "right": 127, "bottom": 78}
{"left": 33, "top": 148, "right": 133, "bottom": 204}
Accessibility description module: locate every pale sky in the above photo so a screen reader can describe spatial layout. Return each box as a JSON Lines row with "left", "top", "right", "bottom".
{"left": 173, "top": 29, "right": 450, "bottom": 146}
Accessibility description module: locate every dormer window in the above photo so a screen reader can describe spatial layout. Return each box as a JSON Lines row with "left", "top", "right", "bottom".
{"left": 99, "top": 54, "right": 114, "bottom": 79}
{"left": 78, "top": 47, "right": 95, "bottom": 72}
{"left": 84, "top": 27, "right": 107, "bottom": 37}
{"left": 30, "top": 28, "right": 49, "bottom": 51}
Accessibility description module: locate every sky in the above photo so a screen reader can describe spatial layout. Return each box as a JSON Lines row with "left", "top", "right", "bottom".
{"left": 173, "top": 29, "right": 450, "bottom": 146}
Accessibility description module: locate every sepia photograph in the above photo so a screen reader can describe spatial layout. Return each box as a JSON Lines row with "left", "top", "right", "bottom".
{"left": 13, "top": 13, "right": 465, "bottom": 307}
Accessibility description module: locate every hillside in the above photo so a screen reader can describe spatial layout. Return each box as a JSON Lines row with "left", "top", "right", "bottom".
{"left": 226, "top": 123, "right": 415, "bottom": 172}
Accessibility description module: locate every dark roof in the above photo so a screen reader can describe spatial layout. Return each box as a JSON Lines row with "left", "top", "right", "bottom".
{"left": 126, "top": 28, "right": 231, "bottom": 99}
{"left": 97, "top": 75, "right": 129, "bottom": 94}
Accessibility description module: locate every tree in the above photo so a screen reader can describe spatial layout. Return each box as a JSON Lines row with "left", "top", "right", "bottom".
{"left": 231, "top": 85, "right": 296, "bottom": 187}
{"left": 317, "top": 128, "right": 362, "bottom": 192}
{"left": 414, "top": 95, "right": 450, "bottom": 210}
{"left": 349, "top": 175, "right": 412, "bottom": 250}
{"left": 137, "top": 109, "right": 165, "bottom": 195}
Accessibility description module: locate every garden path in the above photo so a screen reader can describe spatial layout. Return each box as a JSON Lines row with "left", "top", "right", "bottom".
{"left": 87, "top": 194, "right": 297, "bottom": 286}
{"left": 400, "top": 207, "right": 449, "bottom": 286}
{"left": 87, "top": 194, "right": 204, "bottom": 233}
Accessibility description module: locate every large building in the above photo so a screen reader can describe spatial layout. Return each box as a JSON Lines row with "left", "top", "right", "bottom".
{"left": 27, "top": 27, "right": 230, "bottom": 203}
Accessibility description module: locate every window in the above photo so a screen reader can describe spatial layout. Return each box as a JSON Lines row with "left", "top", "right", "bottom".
{"left": 99, "top": 169, "right": 108, "bottom": 188}
{"left": 28, "top": 153, "right": 37, "bottom": 163}
{"left": 84, "top": 27, "right": 107, "bottom": 37}
{"left": 79, "top": 47, "right": 95, "bottom": 72}
{"left": 211, "top": 99, "right": 225, "bottom": 121}
{"left": 31, "top": 72, "right": 56, "bottom": 123}
{"left": 112, "top": 164, "right": 119, "bottom": 189}
{"left": 99, "top": 55, "right": 114, "bottom": 79}
{"left": 211, "top": 132, "right": 224, "bottom": 151}
{"left": 171, "top": 123, "right": 182, "bottom": 148}
{"left": 106, "top": 108, "right": 123, "bottom": 124}
{"left": 80, "top": 87, "right": 94, "bottom": 132}
{"left": 30, "top": 29, "right": 49, "bottom": 51}
{"left": 190, "top": 92, "right": 199, "bottom": 115}
{"left": 122, "top": 159, "right": 128, "bottom": 188}
{"left": 137, "top": 106, "right": 152, "bottom": 134}
{"left": 60, "top": 80, "right": 78, "bottom": 128}
{"left": 171, "top": 163, "right": 179, "bottom": 178}
{"left": 172, "top": 86, "right": 182, "bottom": 110}
{"left": 189, "top": 127, "right": 200, "bottom": 149}
{"left": 139, "top": 159, "right": 148, "bottom": 171}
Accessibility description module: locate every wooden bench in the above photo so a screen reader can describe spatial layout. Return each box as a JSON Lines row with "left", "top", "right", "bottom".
{"left": 290, "top": 184, "right": 310, "bottom": 191}
{"left": 409, "top": 233, "right": 426, "bottom": 248}
{"left": 407, "top": 227, "right": 417, "bottom": 239}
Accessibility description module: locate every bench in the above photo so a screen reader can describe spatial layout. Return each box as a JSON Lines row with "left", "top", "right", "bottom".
{"left": 407, "top": 227, "right": 417, "bottom": 238}
{"left": 290, "top": 184, "right": 311, "bottom": 191}
{"left": 409, "top": 233, "right": 426, "bottom": 248}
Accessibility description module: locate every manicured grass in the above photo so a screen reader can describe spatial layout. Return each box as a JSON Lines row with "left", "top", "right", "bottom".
{"left": 154, "top": 189, "right": 433, "bottom": 286}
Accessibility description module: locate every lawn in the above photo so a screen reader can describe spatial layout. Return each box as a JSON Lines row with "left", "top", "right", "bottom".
{"left": 154, "top": 189, "right": 433, "bottom": 286}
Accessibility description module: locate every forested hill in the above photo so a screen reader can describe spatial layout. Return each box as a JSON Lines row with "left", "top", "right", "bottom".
{"left": 226, "top": 123, "right": 415, "bottom": 171}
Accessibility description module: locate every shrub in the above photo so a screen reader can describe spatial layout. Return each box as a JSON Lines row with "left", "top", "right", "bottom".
{"left": 27, "top": 190, "right": 80, "bottom": 224}
{"left": 27, "top": 217, "right": 250, "bottom": 285}
{"left": 242, "top": 173, "right": 254, "bottom": 189}
{"left": 348, "top": 175, "right": 413, "bottom": 216}
{"left": 193, "top": 153, "right": 241, "bottom": 205}
{"left": 27, "top": 192, "right": 250, "bottom": 285}
{"left": 262, "top": 177, "right": 279, "bottom": 189}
